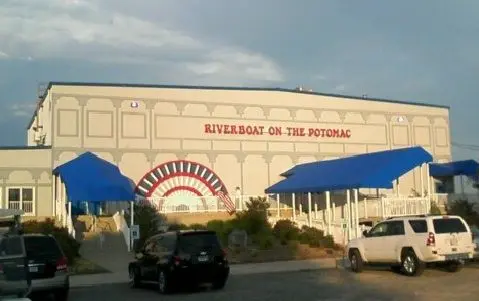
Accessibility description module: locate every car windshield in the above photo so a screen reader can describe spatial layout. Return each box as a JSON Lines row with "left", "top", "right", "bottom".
{"left": 178, "top": 232, "right": 221, "bottom": 253}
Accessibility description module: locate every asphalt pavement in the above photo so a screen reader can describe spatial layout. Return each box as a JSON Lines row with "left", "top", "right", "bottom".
{"left": 67, "top": 263, "right": 479, "bottom": 301}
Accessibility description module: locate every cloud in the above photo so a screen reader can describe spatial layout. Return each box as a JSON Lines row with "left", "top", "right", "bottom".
{"left": 0, "top": 0, "right": 283, "bottom": 84}
{"left": 0, "top": 51, "right": 8, "bottom": 59}
{"left": 9, "top": 103, "right": 36, "bottom": 117}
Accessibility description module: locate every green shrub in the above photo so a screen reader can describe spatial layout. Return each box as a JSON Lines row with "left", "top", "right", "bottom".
{"left": 124, "top": 202, "right": 167, "bottom": 251}
{"left": 273, "top": 219, "right": 300, "bottom": 245}
{"left": 22, "top": 219, "right": 81, "bottom": 264}
{"left": 447, "top": 200, "right": 479, "bottom": 226}
{"left": 252, "top": 230, "right": 275, "bottom": 250}
{"left": 168, "top": 223, "right": 189, "bottom": 231}
{"left": 206, "top": 220, "right": 233, "bottom": 245}
{"left": 189, "top": 223, "right": 207, "bottom": 230}
{"left": 298, "top": 226, "right": 325, "bottom": 247}
{"left": 430, "top": 202, "right": 442, "bottom": 215}
{"left": 231, "top": 197, "right": 271, "bottom": 235}
{"left": 320, "top": 235, "right": 335, "bottom": 248}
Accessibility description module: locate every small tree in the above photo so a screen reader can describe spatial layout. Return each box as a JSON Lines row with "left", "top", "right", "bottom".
{"left": 429, "top": 202, "right": 442, "bottom": 215}
{"left": 125, "top": 202, "right": 167, "bottom": 251}
{"left": 446, "top": 200, "right": 479, "bottom": 226}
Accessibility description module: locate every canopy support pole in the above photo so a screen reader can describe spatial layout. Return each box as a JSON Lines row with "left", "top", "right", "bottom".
{"left": 396, "top": 179, "right": 400, "bottom": 196}
{"left": 292, "top": 193, "right": 296, "bottom": 221}
{"left": 276, "top": 194, "right": 280, "bottom": 218}
{"left": 426, "top": 163, "right": 432, "bottom": 208}
{"left": 129, "top": 201, "right": 134, "bottom": 252}
{"left": 460, "top": 176, "right": 465, "bottom": 199}
{"left": 307, "top": 192, "right": 312, "bottom": 227}
{"left": 346, "top": 190, "right": 351, "bottom": 241}
{"left": 326, "top": 191, "right": 331, "bottom": 236}
{"left": 420, "top": 164, "right": 425, "bottom": 197}
{"left": 354, "top": 189, "right": 360, "bottom": 239}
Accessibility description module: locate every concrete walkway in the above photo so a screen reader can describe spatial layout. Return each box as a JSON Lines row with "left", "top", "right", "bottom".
{"left": 70, "top": 257, "right": 345, "bottom": 288}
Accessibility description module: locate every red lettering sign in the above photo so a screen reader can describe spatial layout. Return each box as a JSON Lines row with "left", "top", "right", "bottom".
{"left": 204, "top": 123, "right": 351, "bottom": 138}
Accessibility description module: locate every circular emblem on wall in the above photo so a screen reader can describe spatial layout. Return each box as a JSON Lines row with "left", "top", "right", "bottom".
{"left": 135, "top": 160, "right": 235, "bottom": 212}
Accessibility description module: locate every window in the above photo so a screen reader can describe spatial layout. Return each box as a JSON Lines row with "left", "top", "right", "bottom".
{"left": 368, "top": 222, "right": 389, "bottom": 237}
{"left": 409, "top": 220, "right": 428, "bottom": 233}
{"left": 7, "top": 188, "right": 34, "bottom": 214}
{"left": 387, "top": 221, "right": 405, "bottom": 236}
{"left": 433, "top": 218, "right": 467, "bottom": 234}
{"left": 178, "top": 232, "right": 221, "bottom": 253}
{"left": 24, "top": 236, "right": 62, "bottom": 259}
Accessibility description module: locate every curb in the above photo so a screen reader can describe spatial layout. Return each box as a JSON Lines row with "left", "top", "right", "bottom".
{"left": 70, "top": 258, "right": 347, "bottom": 288}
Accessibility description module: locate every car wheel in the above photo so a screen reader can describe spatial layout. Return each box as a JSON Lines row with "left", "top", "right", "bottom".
{"left": 54, "top": 287, "right": 69, "bottom": 301}
{"left": 128, "top": 266, "right": 141, "bottom": 288}
{"left": 401, "top": 250, "right": 425, "bottom": 277}
{"left": 212, "top": 277, "right": 227, "bottom": 290}
{"left": 349, "top": 249, "right": 364, "bottom": 273}
{"left": 157, "top": 270, "right": 171, "bottom": 294}
{"left": 445, "top": 260, "right": 463, "bottom": 273}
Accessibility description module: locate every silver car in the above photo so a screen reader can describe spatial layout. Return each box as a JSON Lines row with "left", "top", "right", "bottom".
{"left": 470, "top": 226, "right": 479, "bottom": 259}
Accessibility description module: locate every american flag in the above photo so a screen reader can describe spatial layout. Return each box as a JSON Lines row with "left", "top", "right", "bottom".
{"left": 216, "top": 191, "right": 236, "bottom": 215}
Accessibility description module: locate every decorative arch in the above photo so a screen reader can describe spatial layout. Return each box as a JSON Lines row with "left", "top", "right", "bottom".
{"left": 135, "top": 160, "right": 235, "bottom": 212}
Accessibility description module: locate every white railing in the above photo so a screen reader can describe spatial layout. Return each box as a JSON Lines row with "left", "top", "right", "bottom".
{"left": 113, "top": 211, "right": 131, "bottom": 251}
{"left": 66, "top": 210, "right": 76, "bottom": 238}
{"left": 381, "top": 196, "right": 430, "bottom": 218}
{"left": 138, "top": 194, "right": 287, "bottom": 214}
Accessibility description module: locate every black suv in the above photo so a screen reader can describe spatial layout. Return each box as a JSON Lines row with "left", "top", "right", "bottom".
{"left": 1, "top": 234, "right": 70, "bottom": 300}
{"left": 128, "top": 230, "right": 230, "bottom": 294}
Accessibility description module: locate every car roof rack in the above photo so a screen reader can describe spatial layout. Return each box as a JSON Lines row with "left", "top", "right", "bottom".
{"left": 386, "top": 214, "right": 429, "bottom": 220}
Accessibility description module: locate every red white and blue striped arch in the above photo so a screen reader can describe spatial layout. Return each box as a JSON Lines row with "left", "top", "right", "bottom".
{"left": 135, "top": 160, "right": 236, "bottom": 213}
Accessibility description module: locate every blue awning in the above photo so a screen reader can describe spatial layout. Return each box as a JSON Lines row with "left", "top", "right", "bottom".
{"left": 266, "top": 146, "right": 433, "bottom": 194}
{"left": 429, "top": 160, "right": 479, "bottom": 178}
{"left": 53, "top": 152, "right": 135, "bottom": 203}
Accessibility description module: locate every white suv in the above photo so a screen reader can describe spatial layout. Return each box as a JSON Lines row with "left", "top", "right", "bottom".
{"left": 346, "top": 215, "right": 476, "bottom": 276}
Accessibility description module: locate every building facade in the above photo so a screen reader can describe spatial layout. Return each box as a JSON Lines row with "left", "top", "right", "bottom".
{"left": 0, "top": 82, "right": 452, "bottom": 218}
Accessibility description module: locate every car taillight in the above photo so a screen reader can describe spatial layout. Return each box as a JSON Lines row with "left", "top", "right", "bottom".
{"left": 56, "top": 257, "right": 68, "bottom": 271}
{"left": 426, "top": 232, "right": 436, "bottom": 247}
{"left": 173, "top": 255, "right": 181, "bottom": 266}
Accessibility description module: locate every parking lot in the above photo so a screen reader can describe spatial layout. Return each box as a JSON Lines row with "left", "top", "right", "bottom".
{"left": 68, "top": 263, "right": 479, "bottom": 301}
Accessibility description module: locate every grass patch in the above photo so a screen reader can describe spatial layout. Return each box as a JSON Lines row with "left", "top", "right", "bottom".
{"left": 70, "top": 257, "right": 110, "bottom": 275}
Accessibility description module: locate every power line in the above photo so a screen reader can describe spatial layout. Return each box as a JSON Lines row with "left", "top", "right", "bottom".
{"left": 452, "top": 142, "right": 479, "bottom": 152}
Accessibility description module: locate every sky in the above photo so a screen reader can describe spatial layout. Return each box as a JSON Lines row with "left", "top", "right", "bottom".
{"left": 0, "top": 0, "right": 478, "bottom": 163}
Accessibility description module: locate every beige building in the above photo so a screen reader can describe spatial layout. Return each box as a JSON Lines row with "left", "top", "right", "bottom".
{"left": 0, "top": 82, "right": 451, "bottom": 218}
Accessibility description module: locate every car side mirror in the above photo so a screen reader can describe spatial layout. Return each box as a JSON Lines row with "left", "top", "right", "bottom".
{"left": 362, "top": 230, "right": 369, "bottom": 237}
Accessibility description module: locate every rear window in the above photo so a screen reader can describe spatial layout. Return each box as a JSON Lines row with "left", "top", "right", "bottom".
{"left": 178, "top": 232, "right": 221, "bottom": 253}
{"left": 433, "top": 218, "right": 468, "bottom": 234}
{"left": 409, "top": 220, "right": 428, "bottom": 233}
{"left": 24, "top": 236, "right": 62, "bottom": 258}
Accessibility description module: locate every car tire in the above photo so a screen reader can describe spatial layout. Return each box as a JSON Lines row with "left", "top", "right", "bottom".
{"left": 128, "top": 266, "right": 141, "bottom": 288}
{"left": 157, "top": 269, "right": 171, "bottom": 294}
{"left": 445, "top": 260, "right": 463, "bottom": 273}
{"left": 401, "top": 249, "right": 425, "bottom": 277}
{"left": 212, "top": 277, "right": 228, "bottom": 290}
{"left": 54, "top": 287, "right": 69, "bottom": 301}
{"left": 349, "top": 249, "right": 364, "bottom": 273}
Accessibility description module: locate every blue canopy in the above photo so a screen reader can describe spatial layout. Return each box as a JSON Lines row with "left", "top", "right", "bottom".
{"left": 429, "top": 160, "right": 479, "bottom": 178}
{"left": 266, "top": 146, "right": 433, "bottom": 193}
{"left": 53, "top": 152, "right": 135, "bottom": 203}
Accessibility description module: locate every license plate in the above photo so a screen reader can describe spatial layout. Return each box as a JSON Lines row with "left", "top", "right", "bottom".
{"left": 29, "top": 266, "right": 38, "bottom": 273}
{"left": 197, "top": 255, "right": 208, "bottom": 262}
{"left": 445, "top": 253, "right": 469, "bottom": 261}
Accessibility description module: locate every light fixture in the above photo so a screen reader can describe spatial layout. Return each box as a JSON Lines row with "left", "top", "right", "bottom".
{"left": 130, "top": 101, "right": 139, "bottom": 108}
